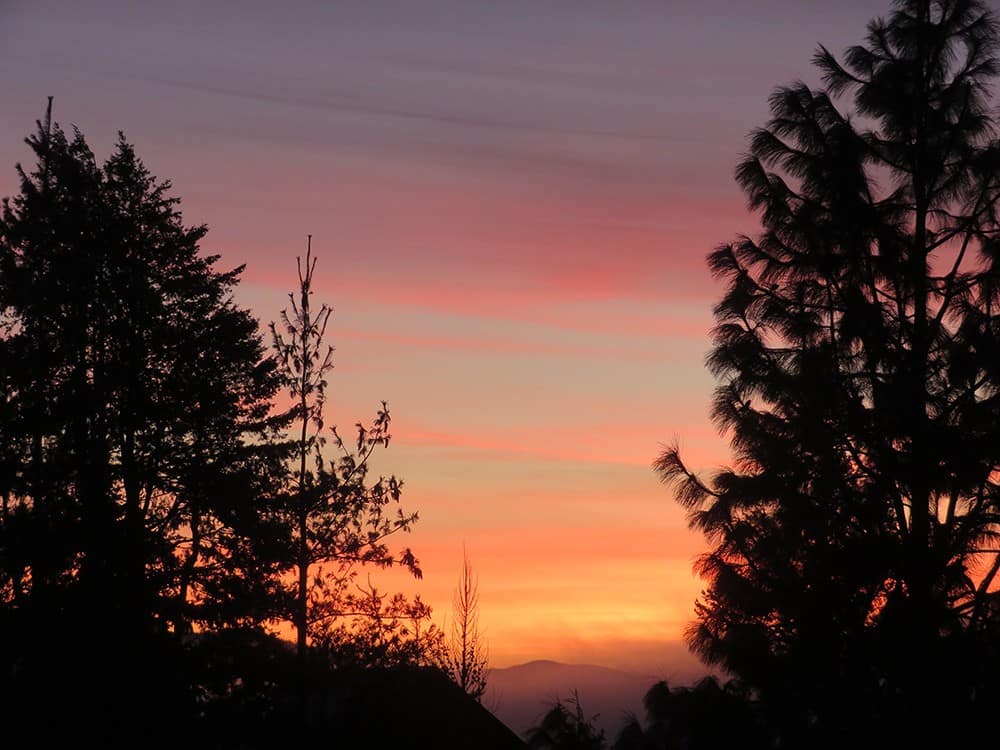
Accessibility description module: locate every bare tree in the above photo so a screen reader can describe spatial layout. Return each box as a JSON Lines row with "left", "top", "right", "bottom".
{"left": 440, "top": 546, "right": 489, "bottom": 701}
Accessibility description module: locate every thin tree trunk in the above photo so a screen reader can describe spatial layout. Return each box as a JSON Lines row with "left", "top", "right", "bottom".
{"left": 296, "top": 315, "right": 310, "bottom": 661}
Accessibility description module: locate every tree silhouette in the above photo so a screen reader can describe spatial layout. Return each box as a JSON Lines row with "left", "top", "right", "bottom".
{"left": 270, "top": 239, "right": 334, "bottom": 661}
{"left": 316, "top": 581, "right": 444, "bottom": 668}
{"left": 269, "top": 243, "right": 423, "bottom": 661}
{"left": 526, "top": 691, "right": 606, "bottom": 750}
{"left": 656, "top": 0, "right": 1000, "bottom": 744}
{"left": 439, "top": 546, "right": 489, "bottom": 700}
{"left": 0, "top": 104, "right": 284, "bottom": 726}
{"left": 612, "top": 678, "right": 764, "bottom": 750}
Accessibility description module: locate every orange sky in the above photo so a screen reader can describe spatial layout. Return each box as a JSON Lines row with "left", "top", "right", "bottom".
{"left": 0, "top": 0, "right": 882, "bottom": 671}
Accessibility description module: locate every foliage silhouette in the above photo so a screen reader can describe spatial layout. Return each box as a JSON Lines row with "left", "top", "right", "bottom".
{"left": 0, "top": 104, "right": 285, "bottom": 727}
{"left": 269, "top": 244, "right": 425, "bottom": 663}
{"left": 611, "top": 677, "right": 765, "bottom": 750}
{"left": 656, "top": 0, "right": 1000, "bottom": 745}
{"left": 526, "top": 691, "right": 606, "bottom": 750}
{"left": 315, "top": 580, "right": 443, "bottom": 668}
{"left": 438, "top": 545, "right": 490, "bottom": 700}
{"left": 523, "top": 678, "right": 764, "bottom": 750}
{"left": 0, "top": 107, "right": 444, "bottom": 742}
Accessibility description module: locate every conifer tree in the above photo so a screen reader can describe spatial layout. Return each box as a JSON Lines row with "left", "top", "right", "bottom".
{"left": 270, "top": 242, "right": 422, "bottom": 661}
{"left": 0, "top": 105, "right": 285, "bottom": 723}
{"left": 656, "top": 1, "right": 1000, "bottom": 743}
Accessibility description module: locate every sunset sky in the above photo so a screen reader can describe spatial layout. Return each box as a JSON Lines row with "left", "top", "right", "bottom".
{"left": 1, "top": 0, "right": 881, "bottom": 673}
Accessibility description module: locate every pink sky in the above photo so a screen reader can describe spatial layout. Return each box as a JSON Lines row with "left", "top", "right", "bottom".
{"left": 1, "top": 0, "right": 883, "bottom": 671}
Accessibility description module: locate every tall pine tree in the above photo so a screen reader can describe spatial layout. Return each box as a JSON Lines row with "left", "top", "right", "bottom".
{"left": 657, "top": 1, "right": 1000, "bottom": 744}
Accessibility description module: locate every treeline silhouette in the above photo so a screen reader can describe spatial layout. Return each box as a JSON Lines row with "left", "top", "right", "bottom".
{"left": 0, "top": 102, "right": 466, "bottom": 745}
{"left": 4, "top": 0, "right": 1000, "bottom": 747}
{"left": 526, "top": 678, "right": 762, "bottom": 750}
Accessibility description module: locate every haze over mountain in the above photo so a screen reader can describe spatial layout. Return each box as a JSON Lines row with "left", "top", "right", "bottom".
{"left": 487, "top": 649, "right": 711, "bottom": 739}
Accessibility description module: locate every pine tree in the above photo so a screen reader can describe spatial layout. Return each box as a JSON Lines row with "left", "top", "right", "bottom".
{"left": 0, "top": 107, "right": 284, "bottom": 725}
{"left": 656, "top": 1, "right": 1000, "bottom": 743}
{"left": 270, "top": 242, "right": 422, "bottom": 662}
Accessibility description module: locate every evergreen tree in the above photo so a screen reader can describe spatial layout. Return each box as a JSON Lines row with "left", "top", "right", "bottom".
{"left": 656, "top": 1, "right": 1000, "bottom": 744}
{"left": 269, "top": 243, "right": 422, "bottom": 661}
{"left": 0, "top": 106, "right": 284, "bottom": 725}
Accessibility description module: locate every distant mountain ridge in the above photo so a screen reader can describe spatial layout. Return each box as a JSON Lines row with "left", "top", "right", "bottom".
{"left": 486, "top": 656, "right": 711, "bottom": 740}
